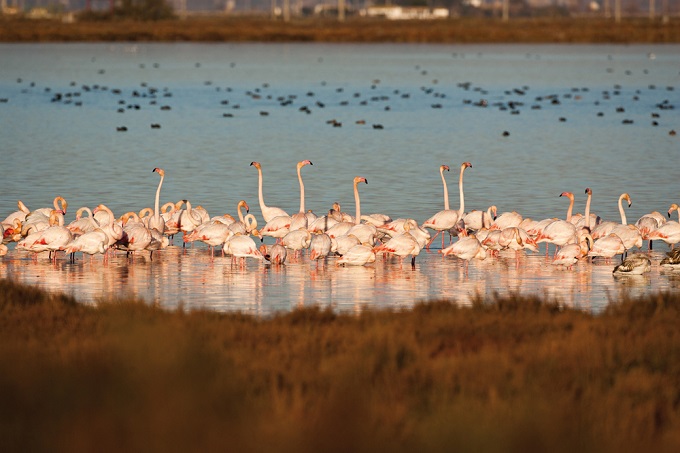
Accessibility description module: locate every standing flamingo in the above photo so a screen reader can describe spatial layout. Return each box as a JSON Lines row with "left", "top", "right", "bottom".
{"left": 346, "top": 177, "right": 377, "bottom": 245}
{"left": 290, "top": 160, "right": 313, "bottom": 231}
{"left": 250, "top": 161, "right": 289, "bottom": 223}
{"left": 149, "top": 167, "right": 166, "bottom": 234}
{"left": 423, "top": 162, "right": 471, "bottom": 249}
{"left": 591, "top": 193, "right": 632, "bottom": 239}
{"left": 337, "top": 244, "right": 376, "bottom": 267}
{"left": 648, "top": 204, "right": 680, "bottom": 249}
{"left": 441, "top": 234, "right": 486, "bottom": 275}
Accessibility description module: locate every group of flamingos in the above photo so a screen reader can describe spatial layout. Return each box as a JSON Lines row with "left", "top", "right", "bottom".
{"left": 2, "top": 160, "right": 680, "bottom": 275}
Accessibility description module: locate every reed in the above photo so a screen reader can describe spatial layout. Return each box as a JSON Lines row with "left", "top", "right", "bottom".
{"left": 1, "top": 278, "right": 679, "bottom": 452}
{"left": 0, "top": 16, "right": 678, "bottom": 43}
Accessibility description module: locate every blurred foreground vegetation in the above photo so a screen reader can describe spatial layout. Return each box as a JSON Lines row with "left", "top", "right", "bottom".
{"left": 0, "top": 16, "right": 678, "bottom": 43}
{"left": 1, "top": 278, "right": 680, "bottom": 452}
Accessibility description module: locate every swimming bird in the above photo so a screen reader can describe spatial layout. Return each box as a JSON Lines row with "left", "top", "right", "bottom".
{"left": 612, "top": 254, "right": 651, "bottom": 275}
{"left": 660, "top": 248, "right": 680, "bottom": 270}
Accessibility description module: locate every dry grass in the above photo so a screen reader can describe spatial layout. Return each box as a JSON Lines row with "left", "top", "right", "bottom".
{"left": 0, "top": 16, "right": 679, "bottom": 43}
{"left": 1, "top": 278, "right": 680, "bottom": 452}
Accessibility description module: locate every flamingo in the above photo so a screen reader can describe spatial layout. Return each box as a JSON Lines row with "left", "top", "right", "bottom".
{"left": 463, "top": 206, "right": 497, "bottom": 232}
{"left": 573, "top": 188, "right": 600, "bottom": 231}
{"left": 336, "top": 244, "right": 376, "bottom": 267}
{"left": 1, "top": 200, "right": 30, "bottom": 228}
{"left": 2, "top": 218, "right": 23, "bottom": 244}
{"left": 491, "top": 211, "right": 523, "bottom": 230}
{"left": 250, "top": 161, "right": 289, "bottom": 223}
{"left": 281, "top": 228, "right": 312, "bottom": 259}
{"left": 552, "top": 234, "right": 593, "bottom": 270}
{"left": 66, "top": 207, "right": 99, "bottom": 236}
{"left": 635, "top": 211, "right": 666, "bottom": 250}
{"left": 591, "top": 193, "right": 632, "bottom": 239}
{"left": 422, "top": 162, "right": 471, "bottom": 249}
{"left": 116, "top": 212, "right": 152, "bottom": 257}
{"left": 259, "top": 215, "right": 292, "bottom": 242}
{"left": 441, "top": 234, "right": 486, "bottom": 275}
{"left": 29, "top": 196, "right": 68, "bottom": 219}
{"left": 17, "top": 210, "right": 72, "bottom": 262}
{"left": 374, "top": 219, "right": 422, "bottom": 269}
{"left": 184, "top": 221, "right": 233, "bottom": 256}
{"left": 309, "top": 232, "right": 332, "bottom": 265}
{"left": 535, "top": 193, "right": 578, "bottom": 257}
{"left": 290, "top": 160, "right": 313, "bottom": 231}
{"left": 149, "top": 167, "right": 166, "bottom": 234}
{"left": 177, "top": 200, "right": 206, "bottom": 240}
{"left": 227, "top": 201, "right": 257, "bottom": 235}
{"left": 63, "top": 223, "right": 108, "bottom": 262}
{"left": 613, "top": 254, "right": 651, "bottom": 275}
{"left": 647, "top": 204, "right": 680, "bottom": 249}
{"left": 260, "top": 243, "right": 287, "bottom": 265}
{"left": 331, "top": 234, "right": 361, "bottom": 256}
{"left": 346, "top": 177, "right": 377, "bottom": 245}
{"left": 224, "top": 234, "right": 264, "bottom": 264}
{"left": 93, "top": 204, "right": 124, "bottom": 251}
{"left": 588, "top": 233, "right": 626, "bottom": 263}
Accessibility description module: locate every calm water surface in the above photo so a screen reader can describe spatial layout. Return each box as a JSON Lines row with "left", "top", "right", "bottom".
{"left": 1, "top": 43, "right": 678, "bottom": 314}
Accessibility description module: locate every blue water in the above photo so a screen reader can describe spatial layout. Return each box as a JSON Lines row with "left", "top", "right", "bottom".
{"left": 1, "top": 43, "right": 679, "bottom": 314}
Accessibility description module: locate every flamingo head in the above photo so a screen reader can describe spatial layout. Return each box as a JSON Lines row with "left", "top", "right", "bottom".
{"left": 462, "top": 162, "right": 472, "bottom": 170}
{"left": 560, "top": 191, "right": 574, "bottom": 200}
{"left": 56, "top": 196, "right": 68, "bottom": 215}
{"left": 238, "top": 200, "right": 249, "bottom": 213}
{"left": 354, "top": 176, "right": 368, "bottom": 186}
{"left": 585, "top": 188, "right": 592, "bottom": 196}
{"left": 622, "top": 193, "right": 632, "bottom": 207}
{"left": 668, "top": 203, "right": 679, "bottom": 218}
{"left": 298, "top": 160, "right": 313, "bottom": 168}
{"left": 441, "top": 164, "right": 450, "bottom": 172}
{"left": 490, "top": 205, "right": 498, "bottom": 220}
{"left": 250, "top": 161, "right": 261, "bottom": 170}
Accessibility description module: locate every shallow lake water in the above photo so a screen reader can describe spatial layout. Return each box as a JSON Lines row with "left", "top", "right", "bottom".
{"left": 0, "top": 43, "right": 678, "bottom": 314}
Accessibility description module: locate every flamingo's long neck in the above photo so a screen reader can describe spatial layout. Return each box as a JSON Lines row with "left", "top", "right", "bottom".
{"left": 458, "top": 165, "right": 466, "bottom": 216}
{"left": 84, "top": 207, "right": 98, "bottom": 229}
{"left": 154, "top": 173, "right": 164, "bottom": 224}
{"left": 185, "top": 201, "right": 201, "bottom": 226}
{"left": 566, "top": 196, "right": 574, "bottom": 222}
{"left": 298, "top": 166, "right": 305, "bottom": 214}
{"left": 354, "top": 182, "right": 361, "bottom": 226}
{"left": 618, "top": 195, "right": 628, "bottom": 225}
{"left": 238, "top": 203, "right": 246, "bottom": 224}
{"left": 441, "top": 167, "right": 450, "bottom": 211}
{"left": 257, "top": 167, "right": 268, "bottom": 213}
{"left": 584, "top": 193, "right": 592, "bottom": 230}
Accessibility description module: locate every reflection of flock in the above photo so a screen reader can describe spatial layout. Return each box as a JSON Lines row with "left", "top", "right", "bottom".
{"left": 2, "top": 161, "right": 680, "bottom": 281}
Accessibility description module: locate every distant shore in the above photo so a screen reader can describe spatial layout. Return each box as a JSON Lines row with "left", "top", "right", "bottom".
{"left": 1, "top": 16, "right": 679, "bottom": 43}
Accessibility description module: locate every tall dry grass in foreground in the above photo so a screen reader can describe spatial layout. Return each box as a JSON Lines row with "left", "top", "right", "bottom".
{"left": 1, "top": 278, "right": 679, "bottom": 452}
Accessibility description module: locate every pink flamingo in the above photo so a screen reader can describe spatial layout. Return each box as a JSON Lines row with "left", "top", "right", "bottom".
{"left": 250, "top": 161, "right": 289, "bottom": 223}
{"left": 422, "top": 162, "right": 471, "bottom": 249}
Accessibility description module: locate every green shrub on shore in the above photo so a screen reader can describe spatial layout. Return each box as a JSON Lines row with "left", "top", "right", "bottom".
{"left": 1, "top": 278, "right": 679, "bottom": 452}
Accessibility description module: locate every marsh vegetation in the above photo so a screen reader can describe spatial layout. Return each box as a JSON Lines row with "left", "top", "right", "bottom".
{"left": 2, "top": 278, "right": 679, "bottom": 452}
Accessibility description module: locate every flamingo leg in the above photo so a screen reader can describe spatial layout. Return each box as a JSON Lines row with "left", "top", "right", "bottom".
{"left": 426, "top": 231, "right": 440, "bottom": 250}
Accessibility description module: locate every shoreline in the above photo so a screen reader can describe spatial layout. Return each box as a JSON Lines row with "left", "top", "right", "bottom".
{"left": 1, "top": 16, "right": 679, "bottom": 43}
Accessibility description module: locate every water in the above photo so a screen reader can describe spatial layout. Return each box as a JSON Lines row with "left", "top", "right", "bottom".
{"left": 1, "top": 43, "right": 679, "bottom": 314}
